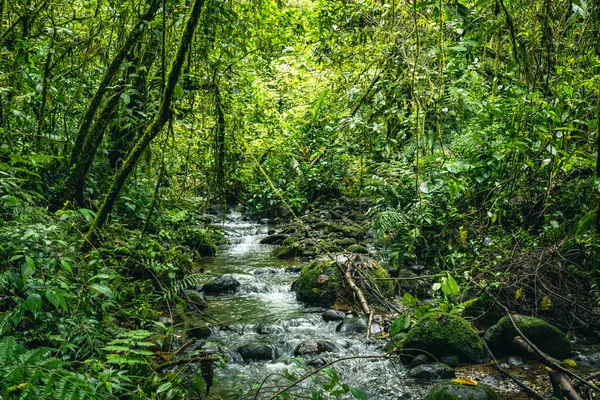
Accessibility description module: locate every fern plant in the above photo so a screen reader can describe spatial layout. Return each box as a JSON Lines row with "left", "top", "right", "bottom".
{"left": 0, "top": 336, "right": 97, "bottom": 400}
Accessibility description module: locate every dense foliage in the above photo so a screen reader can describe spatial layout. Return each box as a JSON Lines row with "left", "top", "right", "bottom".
{"left": 1, "top": 0, "right": 600, "bottom": 398}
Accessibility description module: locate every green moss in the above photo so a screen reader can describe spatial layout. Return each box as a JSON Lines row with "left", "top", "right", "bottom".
{"left": 424, "top": 381, "right": 498, "bottom": 400}
{"left": 347, "top": 244, "right": 369, "bottom": 254}
{"left": 402, "top": 313, "right": 486, "bottom": 363}
{"left": 333, "top": 238, "right": 357, "bottom": 247}
{"left": 282, "top": 237, "right": 299, "bottom": 246}
{"left": 362, "top": 264, "right": 394, "bottom": 302}
{"left": 295, "top": 260, "right": 339, "bottom": 306}
{"left": 486, "top": 315, "right": 571, "bottom": 359}
{"left": 271, "top": 242, "right": 303, "bottom": 259}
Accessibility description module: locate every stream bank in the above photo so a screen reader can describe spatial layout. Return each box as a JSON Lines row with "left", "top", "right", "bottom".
{"left": 173, "top": 210, "right": 578, "bottom": 399}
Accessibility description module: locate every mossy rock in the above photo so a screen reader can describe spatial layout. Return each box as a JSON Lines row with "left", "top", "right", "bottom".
{"left": 180, "top": 226, "right": 219, "bottom": 256}
{"left": 341, "top": 224, "right": 366, "bottom": 239}
{"left": 424, "top": 381, "right": 498, "bottom": 400}
{"left": 402, "top": 313, "right": 486, "bottom": 363}
{"left": 295, "top": 260, "right": 339, "bottom": 307}
{"left": 333, "top": 238, "right": 357, "bottom": 247}
{"left": 347, "top": 244, "right": 369, "bottom": 254}
{"left": 361, "top": 264, "right": 394, "bottom": 303}
{"left": 260, "top": 234, "right": 288, "bottom": 245}
{"left": 483, "top": 314, "right": 571, "bottom": 359}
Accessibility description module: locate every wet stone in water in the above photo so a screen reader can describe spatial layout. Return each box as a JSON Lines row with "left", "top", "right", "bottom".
{"left": 322, "top": 309, "right": 346, "bottom": 322}
{"left": 203, "top": 274, "right": 241, "bottom": 294}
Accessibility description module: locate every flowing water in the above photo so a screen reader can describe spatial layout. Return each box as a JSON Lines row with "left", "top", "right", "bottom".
{"left": 196, "top": 212, "right": 430, "bottom": 399}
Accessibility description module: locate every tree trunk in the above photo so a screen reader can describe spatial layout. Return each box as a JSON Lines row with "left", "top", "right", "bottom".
{"left": 62, "top": 0, "right": 160, "bottom": 203}
{"left": 82, "top": 0, "right": 205, "bottom": 250}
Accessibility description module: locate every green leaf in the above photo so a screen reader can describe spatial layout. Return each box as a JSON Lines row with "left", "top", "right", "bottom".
{"left": 120, "top": 92, "right": 131, "bottom": 105}
{"left": 441, "top": 273, "right": 460, "bottom": 297}
{"left": 351, "top": 388, "right": 368, "bottom": 400}
{"left": 390, "top": 313, "right": 411, "bottom": 336}
{"left": 45, "top": 290, "right": 61, "bottom": 309}
{"left": 26, "top": 293, "right": 42, "bottom": 316}
{"left": 60, "top": 259, "right": 73, "bottom": 273}
{"left": 313, "top": 89, "right": 328, "bottom": 121}
{"left": 157, "top": 382, "right": 172, "bottom": 394}
{"left": 402, "top": 292, "right": 420, "bottom": 306}
{"left": 90, "top": 284, "right": 114, "bottom": 299}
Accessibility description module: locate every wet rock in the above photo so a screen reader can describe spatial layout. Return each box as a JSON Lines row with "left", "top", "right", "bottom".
{"left": 484, "top": 314, "right": 571, "bottom": 359}
{"left": 302, "top": 214, "right": 320, "bottom": 224}
{"left": 424, "top": 381, "right": 498, "bottom": 400}
{"left": 439, "top": 355, "right": 459, "bottom": 368}
{"left": 347, "top": 244, "right": 369, "bottom": 254}
{"left": 294, "top": 340, "right": 335, "bottom": 356}
{"left": 333, "top": 238, "right": 357, "bottom": 247}
{"left": 237, "top": 343, "right": 277, "bottom": 362}
{"left": 203, "top": 274, "right": 240, "bottom": 294}
{"left": 253, "top": 268, "right": 278, "bottom": 275}
{"left": 336, "top": 317, "right": 367, "bottom": 334}
{"left": 508, "top": 355, "right": 524, "bottom": 367}
{"left": 407, "top": 363, "right": 455, "bottom": 380}
{"left": 307, "top": 358, "right": 327, "bottom": 368}
{"left": 256, "top": 324, "right": 285, "bottom": 335}
{"left": 407, "top": 354, "right": 430, "bottom": 369}
{"left": 401, "top": 313, "right": 486, "bottom": 363}
{"left": 260, "top": 234, "right": 288, "bottom": 245}
{"left": 187, "top": 325, "right": 211, "bottom": 339}
{"left": 285, "top": 266, "right": 303, "bottom": 273}
{"left": 322, "top": 309, "right": 346, "bottom": 322}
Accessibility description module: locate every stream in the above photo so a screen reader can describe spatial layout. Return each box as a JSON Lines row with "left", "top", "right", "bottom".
{"left": 189, "top": 212, "right": 538, "bottom": 399}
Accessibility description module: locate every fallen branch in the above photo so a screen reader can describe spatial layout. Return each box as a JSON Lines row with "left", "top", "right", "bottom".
{"left": 481, "top": 339, "right": 546, "bottom": 400}
{"left": 550, "top": 371, "right": 585, "bottom": 400}
{"left": 339, "top": 258, "right": 372, "bottom": 338}
{"left": 498, "top": 302, "right": 600, "bottom": 393}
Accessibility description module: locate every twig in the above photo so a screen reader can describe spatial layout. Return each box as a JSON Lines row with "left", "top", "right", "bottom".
{"left": 482, "top": 338, "right": 546, "bottom": 400}
{"left": 497, "top": 301, "right": 600, "bottom": 393}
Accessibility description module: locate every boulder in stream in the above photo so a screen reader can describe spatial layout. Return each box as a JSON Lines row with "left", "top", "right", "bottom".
{"left": 294, "top": 340, "right": 336, "bottom": 356}
{"left": 424, "top": 381, "right": 498, "bottom": 400}
{"left": 237, "top": 343, "right": 277, "bottom": 362}
{"left": 407, "top": 363, "right": 455, "bottom": 380}
{"left": 260, "top": 234, "right": 288, "bottom": 245}
{"left": 347, "top": 244, "right": 369, "bottom": 254}
{"left": 295, "top": 260, "right": 339, "bottom": 307}
{"left": 483, "top": 314, "right": 571, "bottom": 359}
{"left": 322, "top": 309, "right": 346, "bottom": 322}
{"left": 203, "top": 274, "right": 240, "bottom": 294}
{"left": 401, "top": 313, "right": 486, "bottom": 363}
{"left": 336, "top": 317, "right": 367, "bottom": 334}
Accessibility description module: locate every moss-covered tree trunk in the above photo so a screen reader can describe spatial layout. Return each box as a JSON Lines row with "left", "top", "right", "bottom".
{"left": 60, "top": 0, "right": 160, "bottom": 206}
{"left": 82, "top": 0, "right": 205, "bottom": 250}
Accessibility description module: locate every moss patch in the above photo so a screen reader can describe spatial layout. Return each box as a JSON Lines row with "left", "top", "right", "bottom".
{"left": 424, "top": 381, "right": 498, "bottom": 400}
{"left": 295, "top": 260, "right": 339, "bottom": 307}
{"left": 402, "top": 313, "right": 486, "bottom": 363}
{"left": 484, "top": 314, "right": 571, "bottom": 359}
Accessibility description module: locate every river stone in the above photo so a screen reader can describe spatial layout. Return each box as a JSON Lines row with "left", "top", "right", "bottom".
{"left": 401, "top": 313, "right": 486, "bottom": 363}
{"left": 260, "top": 233, "right": 288, "bottom": 244}
{"left": 187, "top": 325, "right": 211, "bottom": 339}
{"left": 322, "top": 309, "right": 346, "bottom": 322}
{"left": 294, "top": 340, "right": 336, "bottom": 356}
{"left": 483, "top": 314, "right": 571, "bottom": 359}
{"left": 237, "top": 343, "right": 277, "bottom": 362}
{"left": 203, "top": 274, "right": 240, "bottom": 294}
{"left": 295, "top": 260, "right": 338, "bottom": 307}
{"left": 424, "top": 381, "right": 498, "bottom": 400}
{"left": 439, "top": 355, "right": 459, "bottom": 368}
{"left": 336, "top": 317, "right": 368, "bottom": 334}
{"left": 407, "top": 363, "right": 455, "bottom": 380}
{"left": 333, "top": 238, "right": 357, "bottom": 247}
{"left": 347, "top": 244, "right": 369, "bottom": 254}
{"left": 253, "top": 267, "right": 278, "bottom": 275}
{"left": 408, "top": 354, "right": 430, "bottom": 369}
{"left": 508, "top": 355, "right": 524, "bottom": 367}
{"left": 308, "top": 358, "right": 327, "bottom": 368}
